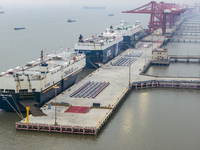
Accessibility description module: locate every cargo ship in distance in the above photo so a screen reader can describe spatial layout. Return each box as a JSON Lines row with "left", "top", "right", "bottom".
{"left": 14, "top": 27, "right": 25, "bottom": 30}
{"left": 74, "top": 20, "right": 145, "bottom": 68}
{"left": 0, "top": 50, "right": 86, "bottom": 112}
{"left": 67, "top": 19, "right": 76, "bottom": 23}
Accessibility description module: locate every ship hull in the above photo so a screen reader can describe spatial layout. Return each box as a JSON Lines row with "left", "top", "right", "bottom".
{"left": 75, "top": 40, "right": 123, "bottom": 68}
{"left": 123, "top": 35, "right": 135, "bottom": 46}
{"left": 0, "top": 68, "right": 82, "bottom": 112}
{"left": 123, "top": 30, "right": 145, "bottom": 47}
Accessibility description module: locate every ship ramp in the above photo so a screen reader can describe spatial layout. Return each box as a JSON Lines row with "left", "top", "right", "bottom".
{"left": 19, "top": 101, "right": 46, "bottom": 116}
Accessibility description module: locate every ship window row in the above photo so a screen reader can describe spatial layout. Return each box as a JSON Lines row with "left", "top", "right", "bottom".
{"left": 0, "top": 89, "right": 15, "bottom": 93}
{"left": 6, "top": 89, "right": 15, "bottom": 93}
{"left": 64, "top": 68, "right": 74, "bottom": 76}
{"left": 0, "top": 89, "right": 36, "bottom": 93}
{"left": 74, "top": 67, "right": 78, "bottom": 71}
{"left": 62, "top": 65, "right": 69, "bottom": 69}
{"left": 51, "top": 68, "right": 61, "bottom": 75}
{"left": 19, "top": 89, "right": 28, "bottom": 93}
{"left": 45, "top": 83, "right": 50, "bottom": 88}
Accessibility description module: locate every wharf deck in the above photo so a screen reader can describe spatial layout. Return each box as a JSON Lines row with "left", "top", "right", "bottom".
{"left": 171, "top": 36, "right": 200, "bottom": 40}
{"left": 175, "top": 30, "right": 200, "bottom": 33}
{"left": 178, "top": 26, "right": 200, "bottom": 29}
{"left": 169, "top": 55, "right": 200, "bottom": 60}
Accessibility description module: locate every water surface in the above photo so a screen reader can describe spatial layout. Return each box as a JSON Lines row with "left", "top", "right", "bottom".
{"left": 0, "top": 6, "right": 200, "bottom": 150}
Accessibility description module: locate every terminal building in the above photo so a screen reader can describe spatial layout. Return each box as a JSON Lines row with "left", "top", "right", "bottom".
{"left": 152, "top": 48, "right": 168, "bottom": 60}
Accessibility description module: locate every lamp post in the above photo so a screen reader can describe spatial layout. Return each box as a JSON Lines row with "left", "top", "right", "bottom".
{"left": 144, "top": 44, "right": 148, "bottom": 64}
{"left": 54, "top": 85, "right": 59, "bottom": 125}
{"left": 128, "top": 52, "right": 131, "bottom": 86}
{"left": 157, "top": 32, "right": 159, "bottom": 36}
{"left": 151, "top": 28, "right": 153, "bottom": 44}
{"left": 156, "top": 72, "right": 158, "bottom": 81}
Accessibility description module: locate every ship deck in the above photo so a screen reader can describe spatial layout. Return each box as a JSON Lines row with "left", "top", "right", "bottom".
{"left": 0, "top": 51, "right": 80, "bottom": 77}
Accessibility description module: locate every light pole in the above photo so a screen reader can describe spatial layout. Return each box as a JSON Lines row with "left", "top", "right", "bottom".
{"left": 128, "top": 52, "right": 131, "bottom": 86}
{"left": 155, "top": 32, "right": 159, "bottom": 50}
{"left": 151, "top": 28, "right": 153, "bottom": 42}
{"left": 144, "top": 44, "right": 148, "bottom": 65}
{"left": 157, "top": 32, "right": 159, "bottom": 37}
{"left": 54, "top": 85, "right": 59, "bottom": 125}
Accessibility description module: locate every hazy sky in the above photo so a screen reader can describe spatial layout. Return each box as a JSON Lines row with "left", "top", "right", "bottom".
{"left": 1, "top": 0, "right": 198, "bottom": 8}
